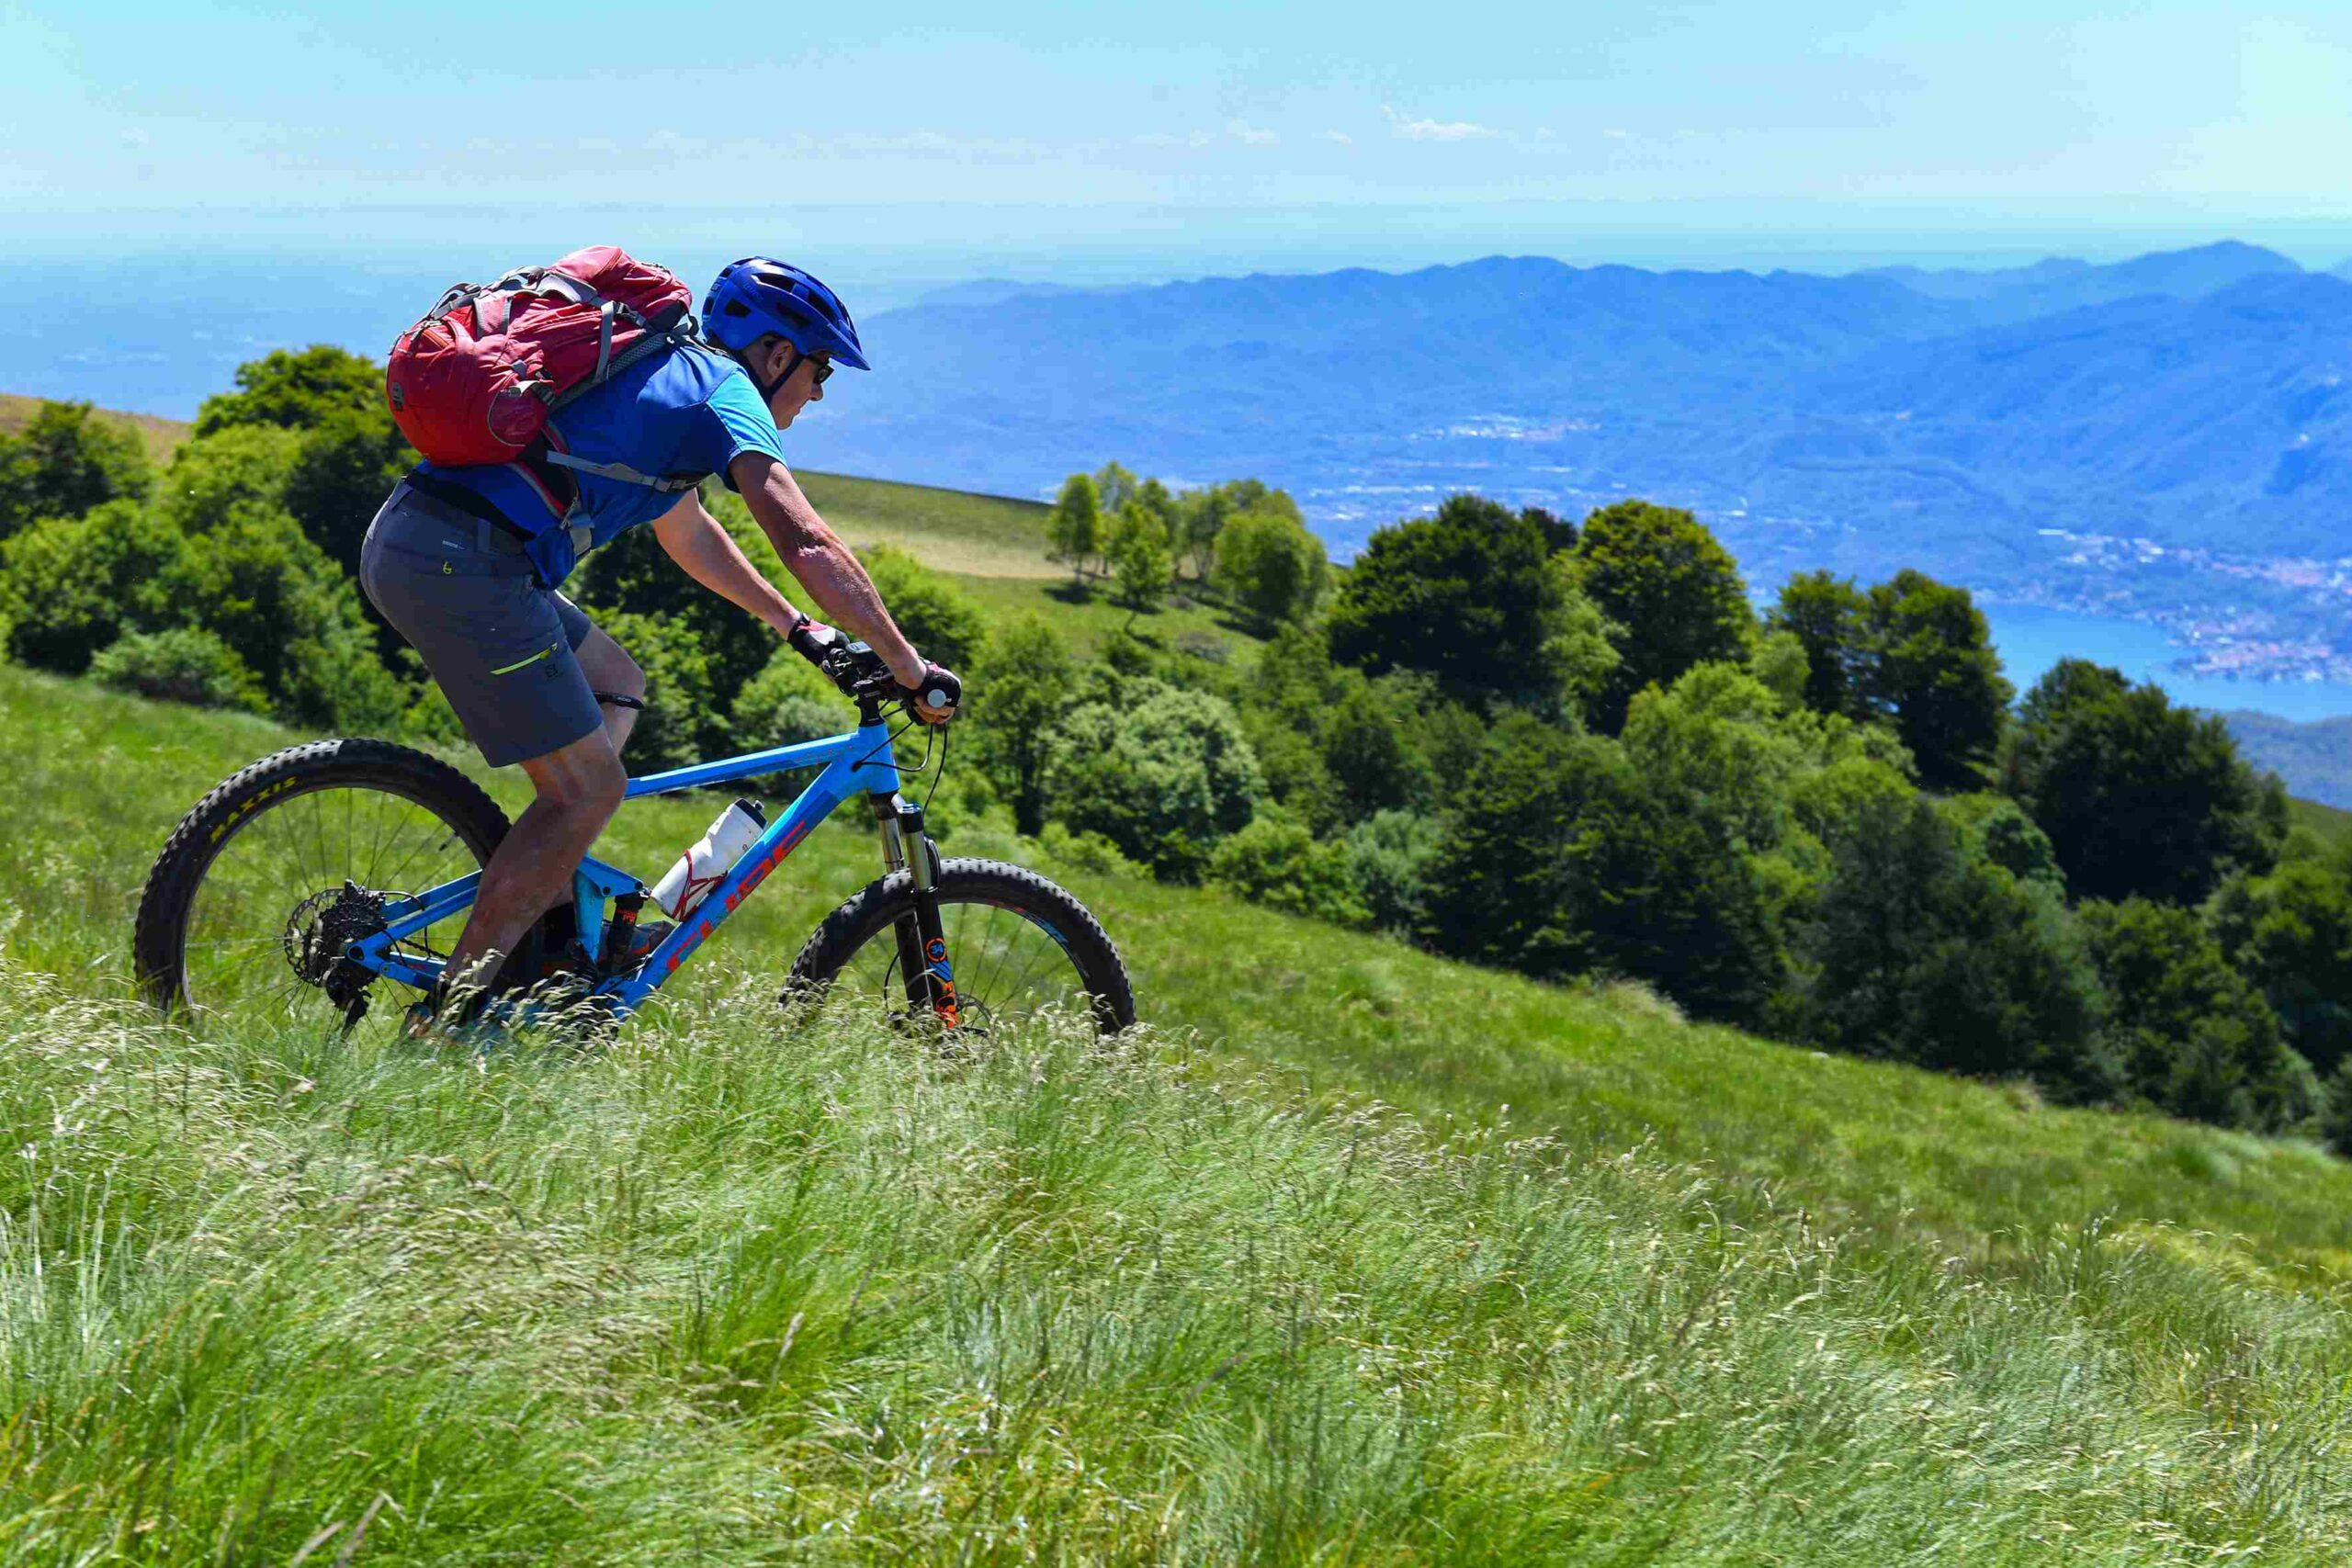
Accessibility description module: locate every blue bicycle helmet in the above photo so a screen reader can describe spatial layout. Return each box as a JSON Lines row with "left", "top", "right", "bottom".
{"left": 703, "top": 258, "right": 869, "bottom": 398}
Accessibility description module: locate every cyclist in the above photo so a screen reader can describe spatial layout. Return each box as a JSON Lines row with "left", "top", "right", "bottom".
{"left": 358, "top": 257, "right": 957, "bottom": 1017}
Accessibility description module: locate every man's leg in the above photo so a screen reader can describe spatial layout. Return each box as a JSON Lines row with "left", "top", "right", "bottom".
{"left": 439, "top": 727, "right": 628, "bottom": 998}
{"left": 574, "top": 622, "right": 646, "bottom": 751}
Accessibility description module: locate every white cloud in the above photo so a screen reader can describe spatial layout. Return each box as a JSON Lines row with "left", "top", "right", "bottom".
{"left": 1385, "top": 107, "right": 1498, "bottom": 142}
{"left": 1229, "top": 119, "right": 1280, "bottom": 147}
{"left": 120, "top": 127, "right": 151, "bottom": 148}
{"left": 1315, "top": 129, "right": 1354, "bottom": 145}
{"left": 1602, "top": 127, "right": 1631, "bottom": 140}
{"left": 1133, "top": 130, "right": 1216, "bottom": 148}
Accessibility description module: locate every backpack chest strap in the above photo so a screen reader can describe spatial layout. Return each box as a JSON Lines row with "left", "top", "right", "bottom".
{"left": 537, "top": 451, "right": 705, "bottom": 492}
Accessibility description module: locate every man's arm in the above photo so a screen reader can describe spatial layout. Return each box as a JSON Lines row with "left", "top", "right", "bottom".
{"left": 651, "top": 489, "right": 809, "bottom": 638}
{"left": 722, "top": 453, "right": 926, "bottom": 685}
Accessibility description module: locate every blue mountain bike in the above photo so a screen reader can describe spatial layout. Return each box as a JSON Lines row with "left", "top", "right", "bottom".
{"left": 133, "top": 642, "right": 1136, "bottom": 1043}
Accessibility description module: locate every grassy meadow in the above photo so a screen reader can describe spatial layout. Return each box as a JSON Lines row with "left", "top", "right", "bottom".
{"left": 8, "top": 660, "right": 2352, "bottom": 1562}
{"left": 0, "top": 393, "right": 189, "bottom": 469}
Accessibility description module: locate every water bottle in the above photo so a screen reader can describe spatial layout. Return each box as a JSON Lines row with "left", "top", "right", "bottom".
{"left": 651, "top": 798, "right": 767, "bottom": 919}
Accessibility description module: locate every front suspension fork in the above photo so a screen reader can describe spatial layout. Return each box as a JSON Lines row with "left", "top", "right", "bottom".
{"left": 872, "top": 795, "right": 960, "bottom": 1027}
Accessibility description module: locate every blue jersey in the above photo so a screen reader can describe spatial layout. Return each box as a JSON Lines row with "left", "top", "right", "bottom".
{"left": 415, "top": 343, "right": 788, "bottom": 587}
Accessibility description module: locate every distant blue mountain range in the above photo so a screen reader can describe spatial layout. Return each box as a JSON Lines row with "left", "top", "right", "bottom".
{"left": 786, "top": 242, "right": 2352, "bottom": 597}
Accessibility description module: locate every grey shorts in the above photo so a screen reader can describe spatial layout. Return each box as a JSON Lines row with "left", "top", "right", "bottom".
{"left": 359, "top": 484, "right": 605, "bottom": 768}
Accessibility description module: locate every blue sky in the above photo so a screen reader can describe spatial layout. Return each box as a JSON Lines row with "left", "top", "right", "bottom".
{"left": 7, "top": 0, "right": 2352, "bottom": 266}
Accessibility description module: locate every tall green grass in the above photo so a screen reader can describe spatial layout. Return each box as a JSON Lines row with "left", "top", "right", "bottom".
{"left": 6, "top": 663, "right": 2352, "bottom": 1562}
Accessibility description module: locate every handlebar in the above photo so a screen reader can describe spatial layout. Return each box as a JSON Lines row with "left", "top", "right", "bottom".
{"left": 789, "top": 616, "right": 960, "bottom": 720}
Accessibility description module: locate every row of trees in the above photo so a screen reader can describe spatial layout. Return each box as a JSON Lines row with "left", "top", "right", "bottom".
{"left": 7, "top": 354, "right": 2347, "bottom": 1148}
{"left": 981, "top": 489, "right": 2335, "bottom": 1145}
{"left": 1046, "top": 464, "right": 1331, "bottom": 627}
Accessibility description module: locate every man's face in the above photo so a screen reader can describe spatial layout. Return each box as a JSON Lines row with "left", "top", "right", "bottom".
{"left": 761, "top": 339, "right": 828, "bottom": 428}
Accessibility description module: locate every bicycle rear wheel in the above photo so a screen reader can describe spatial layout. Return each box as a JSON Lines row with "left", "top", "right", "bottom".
{"left": 133, "top": 739, "right": 509, "bottom": 1035}
{"left": 784, "top": 859, "right": 1136, "bottom": 1040}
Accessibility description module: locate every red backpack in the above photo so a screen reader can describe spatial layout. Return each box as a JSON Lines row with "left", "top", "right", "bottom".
{"left": 385, "top": 245, "right": 699, "bottom": 470}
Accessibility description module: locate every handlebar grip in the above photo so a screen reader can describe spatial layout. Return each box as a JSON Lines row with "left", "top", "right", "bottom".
{"left": 911, "top": 664, "right": 962, "bottom": 716}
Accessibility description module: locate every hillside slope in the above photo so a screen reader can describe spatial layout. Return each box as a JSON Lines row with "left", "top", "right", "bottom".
{"left": 0, "top": 390, "right": 188, "bottom": 467}
{"left": 6, "top": 665, "right": 2352, "bottom": 1561}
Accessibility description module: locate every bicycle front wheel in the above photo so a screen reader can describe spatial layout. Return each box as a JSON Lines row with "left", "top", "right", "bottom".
{"left": 133, "top": 739, "right": 509, "bottom": 1035}
{"left": 784, "top": 859, "right": 1136, "bottom": 1039}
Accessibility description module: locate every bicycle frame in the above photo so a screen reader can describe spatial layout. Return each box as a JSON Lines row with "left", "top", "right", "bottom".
{"left": 345, "top": 717, "right": 909, "bottom": 1021}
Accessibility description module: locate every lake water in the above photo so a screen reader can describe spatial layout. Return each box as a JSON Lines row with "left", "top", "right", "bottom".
{"left": 1979, "top": 604, "right": 2352, "bottom": 724}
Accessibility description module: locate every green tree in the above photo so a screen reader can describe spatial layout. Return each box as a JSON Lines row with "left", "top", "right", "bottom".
{"left": 2004, "top": 659, "right": 2283, "bottom": 905}
{"left": 1091, "top": 461, "right": 1139, "bottom": 535}
{"left": 1326, "top": 494, "right": 1570, "bottom": 706}
{"left": 571, "top": 526, "right": 770, "bottom": 705}
{"left": 195, "top": 344, "right": 382, "bottom": 436}
{"left": 858, "top": 544, "right": 989, "bottom": 671}
{"left": 1793, "top": 793, "right": 2109, "bottom": 1099}
{"left": 1174, "top": 486, "right": 1231, "bottom": 581}
{"left": 1420, "top": 716, "right": 1781, "bottom": 1021}
{"left": 1046, "top": 472, "right": 1102, "bottom": 587}
{"left": 2078, "top": 897, "right": 2315, "bottom": 1132}
{"left": 1040, "top": 680, "right": 1266, "bottom": 878}
{"left": 1107, "top": 500, "right": 1175, "bottom": 611}
{"left": 0, "top": 501, "right": 185, "bottom": 672}
{"left": 0, "top": 401, "right": 152, "bottom": 540}
{"left": 594, "top": 610, "right": 723, "bottom": 771}
{"left": 2209, "top": 856, "right": 2352, "bottom": 1075}
{"left": 968, "top": 613, "right": 1076, "bottom": 835}
{"left": 284, "top": 407, "right": 413, "bottom": 581}
{"left": 1769, "top": 570, "right": 1874, "bottom": 720}
{"left": 1212, "top": 506, "right": 1329, "bottom": 631}
{"left": 159, "top": 424, "right": 301, "bottom": 535}
{"left": 161, "top": 504, "right": 405, "bottom": 731}
{"left": 1569, "top": 499, "right": 1752, "bottom": 732}
{"left": 1865, "top": 570, "right": 2012, "bottom": 789}
{"left": 1321, "top": 673, "right": 1435, "bottom": 822}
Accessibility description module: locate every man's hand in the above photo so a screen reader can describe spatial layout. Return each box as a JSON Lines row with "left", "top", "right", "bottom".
{"left": 904, "top": 662, "right": 961, "bottom": 726}
{"left": 787, "top": 613, "right": 843, "bottom": 667}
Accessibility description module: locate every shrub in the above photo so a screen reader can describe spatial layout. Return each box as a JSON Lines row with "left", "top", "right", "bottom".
{"left": 0, "top": 501, "right": 184, "bottom": 673}
{"left": 1040, "top": 680, "right": 1266, "bottom": 879}
{"left": 1035, "top": 822, "right": 1148, "bottom": 880}
{"left": 1207, "top": 814, "right": 1369, "bottom": 927}
{"left": 731, "top": 645, "right": 854, "bottom": 748}
{"left": 162, "top": 504, "right": 406, "bottom": 732}
{"left": 89, "top": 628, "right": 268, "bottom": 713}
{"left": 1344, "top": 809, "right": 1442, "bottom": 934}
{"left": 2208, "top": 857, "right": 2352, "bottom": 1076}
{"left": 2323, "top": 1058, "right": 2352, "bottom": 1157}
